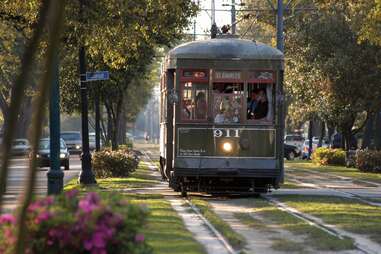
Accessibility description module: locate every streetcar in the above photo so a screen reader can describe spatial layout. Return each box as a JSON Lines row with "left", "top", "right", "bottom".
{"left": 159, "top": 37, "right": 284, "bottom": 196}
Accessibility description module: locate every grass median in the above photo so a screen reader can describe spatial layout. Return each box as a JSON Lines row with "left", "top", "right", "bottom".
{"left": 277, "top": 195, "right": 381, "bottom": 243}
{"left": 234, "top": 198, "right": 355, "bottom": 252}
{"left": 64, "top": 161, "right": 206, "bottom": 254}
{"left": 286, "top": 160, "right": 381, "bottom": 184}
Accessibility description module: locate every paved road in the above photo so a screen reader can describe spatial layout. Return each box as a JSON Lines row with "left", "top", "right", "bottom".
{"left": 2, "top": 156, "right": 81, "bottom": 213}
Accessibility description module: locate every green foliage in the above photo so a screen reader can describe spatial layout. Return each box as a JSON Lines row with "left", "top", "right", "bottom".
{"left": 92, "top": 148, "right": 139, "bottom": 178}
{"left": 312, "top": 147, "right": 346, "bottom": 166}
{"left": 0, "top": 191, "right": 152, "bottom": 254}
{"left": 356, "top": 149, "right": 381, "bottom": 173}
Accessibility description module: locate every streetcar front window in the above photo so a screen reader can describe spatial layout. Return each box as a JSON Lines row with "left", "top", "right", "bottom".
{"left": 181, "top": 82, "right": 208, "bottom": 121}
{"left": 247, "top": 83, "right": 274, "bottom": 122}
{"left": 212, "top": 83, "right": 243, "bottom": 124}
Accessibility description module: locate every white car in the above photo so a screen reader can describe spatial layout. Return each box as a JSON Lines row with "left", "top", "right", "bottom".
{"left": 284, "top": 134, "right": 304, "bottom": 150}
{"left": 11, "top": 139, "right": 30, "bottom": 156}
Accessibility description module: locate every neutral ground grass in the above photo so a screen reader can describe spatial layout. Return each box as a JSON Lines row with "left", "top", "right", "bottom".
{"left": 234, "top": 198, "right": 355, "bottom": 252}
{"left": 278, "top": 195, "right": 381, "bottom": 243}
{"left": 64, "top": 161, "right": 206, "bottom": 254}
{"left": 190, "top": 198, "right": 246, "bottom": 250}
{"left": 286, "top": 161, "right": 381, "bottom": 184}
{"left": 280, "top": 181, "right": 308, "bottom": 189}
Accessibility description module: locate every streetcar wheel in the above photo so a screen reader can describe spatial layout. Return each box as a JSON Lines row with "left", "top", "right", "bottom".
{"left": 180, "top": 184, "right": 187, "bottom": 197}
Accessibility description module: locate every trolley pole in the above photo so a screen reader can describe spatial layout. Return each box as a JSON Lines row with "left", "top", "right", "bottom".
{"left": 231, "top": 0, "right": 236, "bottom": 35}
{"left": 276, "top": 0, "right": 284, "bottom": 52}
{"left": 211, "top": 0, "right": 217, "bottom": 38}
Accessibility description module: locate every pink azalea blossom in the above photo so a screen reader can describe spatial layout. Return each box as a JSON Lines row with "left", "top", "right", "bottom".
{"left": 135, "top": 233, "right": 145, "bottom": 243}
{"left": 0, "top": 214, "right": 16, "bottom": 224}
{"left": 65, "top": 189, "right": 79, "bottom": 199}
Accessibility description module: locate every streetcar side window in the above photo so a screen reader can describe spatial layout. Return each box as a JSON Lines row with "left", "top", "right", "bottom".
{"left": 181, "top": 82, "right": 208, "bottom": 121}
{"left": 247, "top": 83, "right": 274, "bottom": 122}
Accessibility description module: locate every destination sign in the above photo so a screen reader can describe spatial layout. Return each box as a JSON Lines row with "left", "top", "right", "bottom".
{"left": 215, "top": 71, "right": 241, "bottom": 80}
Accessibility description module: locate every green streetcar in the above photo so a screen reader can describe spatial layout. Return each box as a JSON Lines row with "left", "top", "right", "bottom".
{"left": 159, "top": 37, "right": 284, "bottom": 196}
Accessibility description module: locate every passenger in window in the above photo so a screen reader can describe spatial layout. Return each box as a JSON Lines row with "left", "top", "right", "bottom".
{"left": 214, "top": 109, "right": 225, "bottom": 123}
{"left": 247, "top": 91, "right": 258, "bottom": 119}
{"left": 254, "top": 90, "right": 268, "bottom": 119}
{"left": 182, "top": 103, "right": 191, "bottom": 119}
{"left": 195, "top": 92, "right": 207, "bottom": 119}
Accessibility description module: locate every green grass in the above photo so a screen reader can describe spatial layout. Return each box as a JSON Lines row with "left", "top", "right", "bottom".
{"left": 286, "top": 161, "right": 381, "bottom": 184}
{"left": 190, "top": 198, "right": 246, "bottom": 249}
{"left": 278, "top": 195, "right": 381, "bottom": 243}
{"left": 64, "top": 161, "right": 206, "bottom": 254}
{"left": 234, "top": 198, "right": 355, "bottom": 252}
{"left": 271, "top": 238, "right": 307, "bottom": 253}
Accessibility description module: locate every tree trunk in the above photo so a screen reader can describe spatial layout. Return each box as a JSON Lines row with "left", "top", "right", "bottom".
{"left": 16, "top": 97, "right": 33, "bottom": 138}
{"left": 318, "top": 121, "right": 325, "bottom": 147}
{"left": 375, "top": 111, "right": 381, "bottom": 150}
{"left": 362, "top": 113, "right": 374, "bottom": 149}
{"left": 327, "top": 123, "right": 335, "bottom": 145}
{"left": 308, "top": 120, "right": 313, "bottom": 159}
{"left": 117, "top": 110, "right": 126, "bottom": 145}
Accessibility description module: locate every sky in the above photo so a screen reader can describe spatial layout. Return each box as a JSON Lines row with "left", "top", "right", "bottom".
{"left": 185, "top": 0, "right": 245, "bottom": 40}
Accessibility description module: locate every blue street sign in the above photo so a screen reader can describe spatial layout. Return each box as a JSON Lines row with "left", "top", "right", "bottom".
{"left": 85, "top": 71, "right": 109, "bottom": 81}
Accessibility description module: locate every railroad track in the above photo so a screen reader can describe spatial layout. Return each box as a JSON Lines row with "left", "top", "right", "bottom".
{"left": 285, "top": 172, "right": 381, "bottom": 207}
{"left": 263, "top": 195, "right": 378, "bottom": 254}
{"left": 142, "top": 149, "right": 380, "bottom": 254}
{"left": 141, "top": 150, "right": 239, "bottom": 254}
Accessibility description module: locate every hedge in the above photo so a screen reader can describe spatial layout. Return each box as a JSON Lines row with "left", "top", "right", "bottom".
{"left": 356, "top": 149, "right": 381, "bottom": 173}
{"left": 92, "top": 148, "right": 139, "bottom": 178}
{"left": 312, "top": 147, "right": 346, "bottom": 166}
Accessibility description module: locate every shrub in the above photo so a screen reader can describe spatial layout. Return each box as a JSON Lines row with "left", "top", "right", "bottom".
{"left": 312, "top": 147, "right": 346, "bottom": 166}
{"left": 0, "top": 190, "right": 152, "bottom": 254}
{"left": 356, "top": 149, "right": 381, "bottom": 173}
{"left": 92, "top": 148, "right": 139, "bottom": 178}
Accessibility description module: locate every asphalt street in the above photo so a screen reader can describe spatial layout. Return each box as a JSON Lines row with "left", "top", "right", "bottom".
{"left": 2, "top": 156, "right": 81, "bottom": 213}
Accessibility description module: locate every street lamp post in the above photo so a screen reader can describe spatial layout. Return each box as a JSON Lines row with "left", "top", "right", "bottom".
{"left": 78, "top": 46, "right": 96, "bottom": 184}
{"left": 47, "top": 48, "right": 64, "bottom": 194}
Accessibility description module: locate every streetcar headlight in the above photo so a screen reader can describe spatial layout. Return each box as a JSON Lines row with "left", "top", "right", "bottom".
{"left": 36, "top": 154, "right": 40, "bottom": 158}
{"left": 75, "top": 145, "right": 81, "bottom": 150}
{"left": 222, "top": 142, "right": 233, "bottom": 152}
{"left": 60, "top": 153, "right": 66, "bottom": 159}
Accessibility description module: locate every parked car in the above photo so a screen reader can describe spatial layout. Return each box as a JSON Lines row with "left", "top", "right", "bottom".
{"left": 284, "top": 143, "right": 301, "bottom": 160}
{"left": 11, "top": 139, "right": 30, "bottom": 156}
{"left": 61, "top": 131, "right": 82, "bottom": 154}
{"left": 284, "top": 134, "right": 304, "bottom": 150}
{"left": 35, "top": 138, "right": 70, "bottom": 170}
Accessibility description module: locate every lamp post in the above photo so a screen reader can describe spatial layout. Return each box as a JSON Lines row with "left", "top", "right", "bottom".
{"left": 78, "top": 0, "right": 96, "bottom": 184}
{"left": 47, "top": 47, "right": 64, "bottom": 194}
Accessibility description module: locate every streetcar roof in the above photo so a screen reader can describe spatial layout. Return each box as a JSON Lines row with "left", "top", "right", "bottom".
{"left": 167, "top": 38, "right": 284, "bottom": 64}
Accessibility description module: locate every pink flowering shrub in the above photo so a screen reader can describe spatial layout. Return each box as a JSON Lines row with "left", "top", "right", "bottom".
{"left": 0, "top": 190, "right": 152, "bottom": 254}
{"left": 92, "top": 148, "right": 139, "bottom": 178}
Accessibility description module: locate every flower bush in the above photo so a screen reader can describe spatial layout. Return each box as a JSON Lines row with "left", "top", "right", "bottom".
{"left": 0, "top": 190, "right": 152, "bottom": 254}
{"left": 356, "top": 149, "right": 381, "bottom": 173}
{"left": 92, "top": 148, "right": 139, "bottom": 178}
{"left": 312, "top": 147, "right": 346, "bottom": 166}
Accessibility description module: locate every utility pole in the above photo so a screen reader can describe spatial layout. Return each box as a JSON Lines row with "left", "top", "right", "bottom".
{"left": 231, "top": 0, "right": 236, "bottom": 35}
{"left": 78, "top": 0, "right": 96, "bottom": 184}
{"left": 276, "top": 0, "right": 284, "bottom": 52}
{"left": 211, "top": 0, "right": 217, "bottom": 38}
{"left": 193, "top": 20, "right": 196, "bottom": 41}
